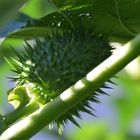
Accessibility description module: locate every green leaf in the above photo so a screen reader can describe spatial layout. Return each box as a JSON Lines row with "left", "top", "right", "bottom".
{"left": 52, "top": 0, "right": 94, "bottom": 9}
{"left": 22, "top": 0, "right": 140, "bottom": 43}
{"left": 38, "top": 5, "right": 93, "bottom": 30}
{"left": 1, "top": 27, "right": 63, "bottom": 40}
{"left": 20, "top": 0, "right": 58, "bottom": 19}
{"left": 0, "top": 0, "right": 27, "bottom": 26}
{"left": 93, "top": 0, "right": 140, "bottom": 42}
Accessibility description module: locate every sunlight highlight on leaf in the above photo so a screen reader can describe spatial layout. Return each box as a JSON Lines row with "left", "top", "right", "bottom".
{"left": 20, "top": 0, "right": 58, "bottom": 19}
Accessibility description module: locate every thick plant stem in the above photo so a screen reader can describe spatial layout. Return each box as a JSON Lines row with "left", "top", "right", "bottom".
{"left": 1, "top": 35, "right": 140, "bottom": 139}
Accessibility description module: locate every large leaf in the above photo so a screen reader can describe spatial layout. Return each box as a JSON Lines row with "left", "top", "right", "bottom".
{"left": 20, "top": 0, "right": 140, "bottom": 43}
{"left": 47, "top": 0, "right": 140, "bottom": 42}
{"left": 0, "top": 0, "right": 27, "bottom": 26}
{"left": 0, "top": 5, "right": 94, "bottom": 43}
{"left": 93, "top": 0, "right": 140, "bottom": 42}
{"left": 2, "top": 0, "right": 140, "bottom": 43}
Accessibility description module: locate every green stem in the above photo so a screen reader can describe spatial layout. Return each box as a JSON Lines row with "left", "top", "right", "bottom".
{"left": 1, "top": 35, "right": 140, "bottom": 139}
{"left": 4, "top": 99, "right": 40, "bottom": 126}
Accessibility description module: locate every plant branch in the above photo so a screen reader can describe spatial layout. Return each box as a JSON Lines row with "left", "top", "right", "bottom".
{"left": 1, "top": 35, "right": 140, "bottom": 139}
{"left": 4, "top": 99, "right": 40, "bottom": 126}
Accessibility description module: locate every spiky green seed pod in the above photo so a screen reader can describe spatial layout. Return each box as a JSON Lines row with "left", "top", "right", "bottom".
{"left": 10, "top": 29, "right": 112, "bottom": 134}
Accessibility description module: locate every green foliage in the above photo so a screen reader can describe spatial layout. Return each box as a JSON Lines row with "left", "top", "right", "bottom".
{"left": 2, "top": 0, "right": 140, "bottom": 43}
{"left": 2, "top": 27, "right": 63, "bottom": 39}
{"left": 1, "top": 0, "right": 140, "bottom": 139}
{"left": 92, "top": 0, "right": 140, "bottom": 42}
{"left": 20, "top": 0, "right": 58, "bottom": 19}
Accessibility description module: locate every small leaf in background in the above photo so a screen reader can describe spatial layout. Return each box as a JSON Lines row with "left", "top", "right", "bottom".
{"left": 2, "top": 27, "right": 63, "bottom": 40}
{"left": 0, "top": 0, "right": 27, "bottom": 26}
{"left": 20, "top": 0, "right": 58, "bottom": 19}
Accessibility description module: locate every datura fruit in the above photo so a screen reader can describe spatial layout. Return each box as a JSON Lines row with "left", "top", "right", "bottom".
{"left": 8, "top": 28, "right": 112, "bottom": 134}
